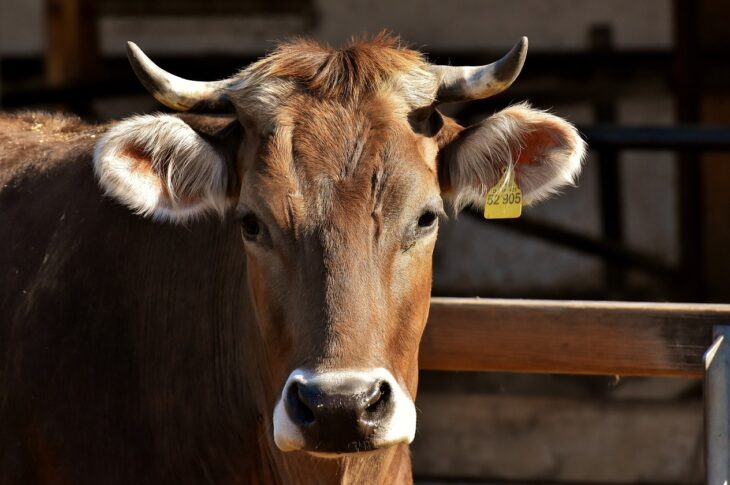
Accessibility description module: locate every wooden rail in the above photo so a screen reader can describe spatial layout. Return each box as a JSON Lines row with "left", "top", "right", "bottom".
{"left": 420, "top": 298, "right": 730, "bottom": 378}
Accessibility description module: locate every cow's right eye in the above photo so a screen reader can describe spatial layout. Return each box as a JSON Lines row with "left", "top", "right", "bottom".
{"left": 240, "top": 214, "right": 262, "bottom": 240}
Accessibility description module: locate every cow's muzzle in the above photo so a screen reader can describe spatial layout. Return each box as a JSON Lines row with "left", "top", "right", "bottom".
{"left": 273, "top": 368, "right": 416, "bottom": 454}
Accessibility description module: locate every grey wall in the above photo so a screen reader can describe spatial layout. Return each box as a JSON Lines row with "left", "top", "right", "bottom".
{"left": 2, "top": 0, "right": 671, "bottom": 55}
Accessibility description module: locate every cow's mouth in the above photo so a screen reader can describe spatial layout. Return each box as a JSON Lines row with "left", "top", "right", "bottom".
{"left": 273, "top": 368, "right": 416, "bottom": 454}
{"left": 306, "top": 440, "right": 380, "bottom": 457}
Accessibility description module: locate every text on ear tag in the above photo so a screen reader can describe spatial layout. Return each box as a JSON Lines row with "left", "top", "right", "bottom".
{"left": 483, "top": 167, "right": 522, "bottom": 219}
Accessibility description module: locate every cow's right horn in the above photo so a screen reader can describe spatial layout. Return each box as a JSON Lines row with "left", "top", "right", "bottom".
{"left": 127, "top": 42, "right": 233, "bottom": 112}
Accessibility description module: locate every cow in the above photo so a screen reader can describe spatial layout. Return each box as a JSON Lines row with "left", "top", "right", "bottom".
{"left": 0, "top": 34, "right": 585, "bottom": 484}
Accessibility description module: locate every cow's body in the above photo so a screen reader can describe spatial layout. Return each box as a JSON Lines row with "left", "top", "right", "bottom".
{"left": 1, "top": 35, "right": 585, "bottom": 484}
{"left": 0, "top": 112, "right": 413, "bottom": 484}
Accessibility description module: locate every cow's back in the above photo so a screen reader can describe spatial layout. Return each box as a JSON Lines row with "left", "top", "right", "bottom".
{"left": 0, "top": 113, "right": 261, "bottom": 484}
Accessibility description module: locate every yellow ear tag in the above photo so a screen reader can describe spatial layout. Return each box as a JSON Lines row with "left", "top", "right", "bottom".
{"left": 483, "top": 167, "right": 522, "bottom": 219}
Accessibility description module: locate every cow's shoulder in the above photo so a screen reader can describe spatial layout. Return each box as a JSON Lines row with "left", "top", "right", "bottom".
{"left": 0, "top": 111, "right": 107, "bottom": 186}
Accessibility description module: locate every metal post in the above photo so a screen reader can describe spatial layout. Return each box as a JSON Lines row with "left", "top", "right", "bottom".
{"left": 673, "top": 0, "right": 705, "bottom": 302}
{"left": 704, "top": 325, "right": 730, "bottom": 483}
{"left": 590, "top": 25, "right": 626, "bottom": 299}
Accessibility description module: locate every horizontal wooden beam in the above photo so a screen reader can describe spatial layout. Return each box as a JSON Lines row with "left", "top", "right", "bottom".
{"left": 420, "top": 298, "right": 730, "bottom": 377}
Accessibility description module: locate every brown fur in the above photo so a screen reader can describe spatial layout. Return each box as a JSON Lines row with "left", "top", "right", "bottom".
{"left": 1, "top": 35, "right": 584, "bottom": 485}
{"left": 235, "top": 86, "right": 440, "bottom": 420}
{"left": 251, "top": 33, "right": 428, "bottom": 100}
{"left": 228, "top": 34, "right": 437, "bottom": 126}
{"left": 0, "top": 102, "right": 430, "bottom": 483}
{"left": 0, "top": 112, "right": 105, "bottom": 185}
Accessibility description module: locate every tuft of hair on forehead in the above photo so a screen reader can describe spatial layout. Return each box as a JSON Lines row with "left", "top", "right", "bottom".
{"left": 228, "top": 32, "right": 438, "bottom": 113}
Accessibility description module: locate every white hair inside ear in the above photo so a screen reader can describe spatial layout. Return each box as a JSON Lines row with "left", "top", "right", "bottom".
{"left": 442, "top": 103, "right": 586, "bottom": 213}
{"left": 94, "top": 114, "right": 231, "bottom": 223}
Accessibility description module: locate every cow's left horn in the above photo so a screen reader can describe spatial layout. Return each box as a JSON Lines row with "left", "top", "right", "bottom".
{"left": 127, "top": 42, "right": 232, "bottom": 112}
{"left": 430, "top": 37, "right": 528, "bottom": 103}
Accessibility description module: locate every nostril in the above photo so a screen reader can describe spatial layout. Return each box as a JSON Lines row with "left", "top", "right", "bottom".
{"left": 285, "top": 382, "right": 316, "bottom": 426}
{"left": 364, "top": 381, "right": 391, "bottom": 414}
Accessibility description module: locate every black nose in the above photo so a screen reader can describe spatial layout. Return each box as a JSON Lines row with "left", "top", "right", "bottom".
{"left": 284, "top": 377, "right": 393, "bottom": 452}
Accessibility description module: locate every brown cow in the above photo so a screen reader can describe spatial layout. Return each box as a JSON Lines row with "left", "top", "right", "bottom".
{"left": 0, "top": 34, "right": 584, "bottom": 484}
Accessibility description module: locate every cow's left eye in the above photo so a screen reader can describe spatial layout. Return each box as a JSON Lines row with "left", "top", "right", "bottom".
{"left": 417, "top": 210, "right": 438, "bottom": 229}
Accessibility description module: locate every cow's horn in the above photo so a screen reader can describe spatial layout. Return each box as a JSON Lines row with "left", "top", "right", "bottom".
{"left": 126, "top": 42, "right": 232, "bottom": 112}
{"left": 430, "top": 37, "right": 528, "bottom": 103}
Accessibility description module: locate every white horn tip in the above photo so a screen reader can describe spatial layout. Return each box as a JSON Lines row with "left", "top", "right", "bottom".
{"left": 517, "top": 37, "right": 529, "bottom": 57}
{"left": 126, "top": 41, "right": 149, "bottom": 64}
{"left": 126, "top": 41, "right": 139, "bottom": 55}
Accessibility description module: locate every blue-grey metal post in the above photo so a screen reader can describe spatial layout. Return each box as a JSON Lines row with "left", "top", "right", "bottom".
{"left": 705, "top": 325, "right": 730, "bottom": 484}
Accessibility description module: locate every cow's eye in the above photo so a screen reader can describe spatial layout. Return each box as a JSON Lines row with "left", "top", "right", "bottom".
{"left": 402, "top": 206, "right": 442, "bottom": 250}
{"left": 240, "top": 213, "right": 262, "bottom": 240}
{"left": 417, "top": 210, "right": 438, "bottom": 229}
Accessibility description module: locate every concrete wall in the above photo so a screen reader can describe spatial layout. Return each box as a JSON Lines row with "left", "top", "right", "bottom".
{"left": 2, "top": 0, "right": 672, "bottom": 55}
{"left": 412, "top": 391, "right": 702, "bottom": 482}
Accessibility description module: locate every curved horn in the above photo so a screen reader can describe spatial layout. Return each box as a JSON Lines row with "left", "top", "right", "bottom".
{"left": 127, "top": 42, "right": 232, "bottom": 112}
{"left": 430, "top": 37, "right": 528, "bottom": 103}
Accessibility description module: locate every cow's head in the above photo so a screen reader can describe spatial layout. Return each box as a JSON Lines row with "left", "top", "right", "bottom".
{"left": 94, "top": 35, "right": 584, "bottom": 456}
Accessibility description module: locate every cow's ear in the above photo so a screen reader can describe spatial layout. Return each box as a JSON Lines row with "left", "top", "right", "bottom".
{"left": 94, "top": 113, "right": 241, "bottom": 222}
{"left": 438, "top": 103, "right": 585, "bottom": 212}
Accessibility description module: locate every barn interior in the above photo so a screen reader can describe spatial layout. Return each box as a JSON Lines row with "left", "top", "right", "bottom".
{"left": 2, "top": 0, "right": 729, "bottom": 483}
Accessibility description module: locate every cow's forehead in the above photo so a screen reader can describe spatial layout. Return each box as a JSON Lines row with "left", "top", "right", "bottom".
{"left": 286, "top": 95, "right": 411, "bottom": 177}
{"left": 242, "top": 94, "right": 439, "bottom": 229}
